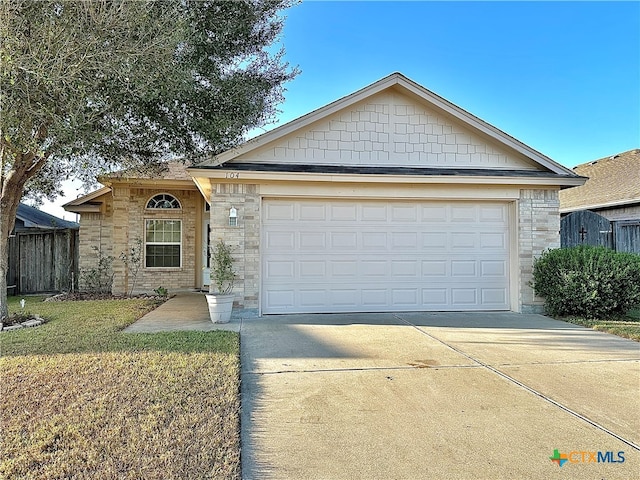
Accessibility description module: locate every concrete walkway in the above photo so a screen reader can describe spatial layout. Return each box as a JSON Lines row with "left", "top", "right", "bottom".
{"left": 123, "top": 292, "right": 241, "bottom": 333}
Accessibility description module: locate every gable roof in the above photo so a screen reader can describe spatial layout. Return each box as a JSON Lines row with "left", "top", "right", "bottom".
{"left": 63, "top": 186, "right": 112, "bottom": 213}
{"left": 16, "top": 203, "right": 79, "bottom": 230}
{"left": 195, "top": 72, "right": 579, "bottom": 178}
{"left": 64, "top": 162, "right": 196, "bottom": 214}
{"left": 559, "top": 148, "right": 640, "bottom": 213}
{"left": 98, "top": 161, "right": 193, "bottom": 184}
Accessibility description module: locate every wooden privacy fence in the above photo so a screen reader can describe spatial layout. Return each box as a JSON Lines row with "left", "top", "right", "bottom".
{"left": 7, "top": 229, "right": 79, "bottom": 295}
{"left": 561, "top": 210, "right": 640, "bottom": 253}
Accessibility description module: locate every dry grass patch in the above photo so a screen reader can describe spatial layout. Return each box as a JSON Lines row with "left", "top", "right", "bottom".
{"left": 1, "top": 297, "right": 240, "bottom": 479}
{"left": 560, "top": 308, "right": 640, "bottom": 342}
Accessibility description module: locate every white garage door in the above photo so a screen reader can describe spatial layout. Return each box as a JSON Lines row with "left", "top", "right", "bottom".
{"left": 262, "top": 199, "right": 510, "bottom": 314}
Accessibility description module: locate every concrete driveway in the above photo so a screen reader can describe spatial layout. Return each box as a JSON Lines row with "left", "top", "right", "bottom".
{"left": 240, "top": 312, "right": 640, "bottom": 479}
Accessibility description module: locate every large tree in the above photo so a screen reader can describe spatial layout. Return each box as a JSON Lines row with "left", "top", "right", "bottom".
{"left": 0, "top": 0, "right": 297, "bottom": 319}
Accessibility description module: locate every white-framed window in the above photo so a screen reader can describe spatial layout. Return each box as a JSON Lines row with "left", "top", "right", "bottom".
{"left": 145, "top": 219, "right": 182, "bottom": 268}
{"left": 146, "top": 193, "right": 181, "bottom": 210}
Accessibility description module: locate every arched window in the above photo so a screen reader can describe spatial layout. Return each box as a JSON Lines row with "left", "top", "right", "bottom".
{"left": 145, "top": 193, "right": 181, "bottom": 268}
{"left": 146, "top": 193, "right": 181, "bottom": 209}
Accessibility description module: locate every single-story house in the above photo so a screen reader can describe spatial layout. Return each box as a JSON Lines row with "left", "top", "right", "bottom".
{"left": 65, "top": 72, "right": 585, "bottom": 314}
{"left": 559, "top": 148, "right": 640, "bottom": 221}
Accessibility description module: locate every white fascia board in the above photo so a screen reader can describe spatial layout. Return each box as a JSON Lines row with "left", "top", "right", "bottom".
{"left": 62, "top": 186, "right": 111, "bottom": 208}
{"left": 64, "top": 204, "right": 103, "bottom": 214}
{"left": 560, "top": 198, "right": 640, "bottom": 213}
{"left": 189, "top": 167, "right": 585, "bottom": 188}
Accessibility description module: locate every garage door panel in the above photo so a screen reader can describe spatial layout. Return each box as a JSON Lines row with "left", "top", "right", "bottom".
{"left": 421, "top": 204, "right": 448, "bottom": 222}
{"left": 299, "top": 232, "right": 326, "bottom": 249}
{"left": 391, "top": 260, "right": 419, "bottom": 277}
{"left": 362, "top": 204, "right": 388, "bottom": 221}
{"left": 480, "top": 204, "right": 508, "bottom": 222}
{"left": 391, "top": 204, "right": 418, "bottom": 222}
{"left": 362, "top": 231, "right": 388, "bottom": 249}
{"left": 422, "top": 260, "right": 447, "bottom": 277}
{"left": 451, "top": 260, "right": 476, "bottom": 277}
{"left": 452, "top": 288, "right": 477, "bottom": 305}
{"left": 481, "top": 260, "right": 507, "bottom": 276}
{"left": 451, "top": 232, "right": 476, "bottom": 248}
{"left": 362, "top": 289, "right": 388, "bottom": 306}
{"left": 361, "top": 260, "right": 388, "bottom": 277}
{"left": 330, "top": 289, "right": 359, "bottom": 306}
{"left": 299, "top": 261, "right": 325, "bottom": 277}
{"left": 265, "top": 231, "right": 295, "bottom": 250}
{"left": 265, "top": 260, "right": 295, "bottom": 279}
{"left": 299, "top": 203, "right": 326, "bottom": 220}
{"left": 262, "top": 199, "right": 510, "bottom": 313}
{"left": 330, "top": 260, "right": 358, "bottom": 277}
{"left": 299, "top": 289, "right": 325, "bottom": 307}
{"left": 330, "top": 232, "right": 358, "bottom": 249}
{"left": 451, "top": 205, "right": 478, "bottom": 222}
{"left": 265, "top": 289, "right": 295, "bottom": 309}
{"left": 391, "top": 232, "right": 418, "bottom": 249}
{"left": 330, "top": 203, "right": 357, "bottom": 221}
{"left": 265, "top": 203, "right": 295, "bottom": 221}
{"left": 392, "top": 288, "right": 419, "bottom": 306}
{"left": 482, "top": 288, "right": 508, "bottom": 305}
{"left": 480, "top": 232, "right": 507, "bottom": 249}
{"left": 422, "top": 232, "right": 448, "bottom": 249}
{"left": 422, "top": 288, "right": 448, "bottom": 306}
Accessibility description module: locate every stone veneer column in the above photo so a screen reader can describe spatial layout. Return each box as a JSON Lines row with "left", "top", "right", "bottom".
{"left": 519, "top": 188, "right": 560, "bottom": 313}
{"left": 210, "top": 182, "right": 260, "bottom": 311}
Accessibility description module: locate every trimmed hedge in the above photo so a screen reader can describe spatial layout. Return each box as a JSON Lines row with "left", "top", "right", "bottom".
{"left": 532, "top": 246, "right": 640, "bottom": 318}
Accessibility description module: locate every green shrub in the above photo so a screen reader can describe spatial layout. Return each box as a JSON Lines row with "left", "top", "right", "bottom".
{"left": 80, "top": 246, "right": 114, "bottom": 293}
{"left": 532, "top": 246, "right": 640, "bottom": 318}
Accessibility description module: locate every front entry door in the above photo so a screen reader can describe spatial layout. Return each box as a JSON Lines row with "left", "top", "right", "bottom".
{"left": 202, "top": 220, "right": 211, "bottom": 288}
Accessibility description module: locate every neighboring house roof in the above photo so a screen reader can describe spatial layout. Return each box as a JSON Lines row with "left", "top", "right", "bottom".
{"left": 15, "top": 203, "right": 79, "bottom": 231}
{"left": 559, "top": 149, "right": 640, "bottom": 213}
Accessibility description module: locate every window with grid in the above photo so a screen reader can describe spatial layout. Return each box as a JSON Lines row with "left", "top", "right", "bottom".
{"left": 145, "top": 220, "right": 181, "bottom": 267}
{"left": 146, "top": 193, "right": 181, "bottom": 209}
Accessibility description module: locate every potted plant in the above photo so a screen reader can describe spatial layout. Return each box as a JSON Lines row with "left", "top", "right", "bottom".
{"left": 206, "top": 240, "right": 236, "bottom": 323}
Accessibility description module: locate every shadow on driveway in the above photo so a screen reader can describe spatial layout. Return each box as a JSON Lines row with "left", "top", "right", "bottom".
{"left": 240, "top": 311, "right": 640, "bottom": 480}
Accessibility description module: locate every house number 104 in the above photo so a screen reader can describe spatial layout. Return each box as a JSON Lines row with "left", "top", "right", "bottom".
{"left": 225, "top": 172, "right": 240, "bottom": 178}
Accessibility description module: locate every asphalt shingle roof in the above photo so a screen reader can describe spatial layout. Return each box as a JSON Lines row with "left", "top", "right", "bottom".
{"left": 16, "top": 203, "right": 79, "bottom": 230}
{"left": 102, "top": 161, "right": 192, "bottom": 181}
{"left": 559, "top": 149, "right": 640, "bottom": 212}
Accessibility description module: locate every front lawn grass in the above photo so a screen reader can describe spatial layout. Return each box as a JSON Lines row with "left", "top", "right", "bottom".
{"left": 1, "top": 296, "right": 241, "bottom": 479}
{"left": 559, "top": 308, "right": 640, "bottom": 342}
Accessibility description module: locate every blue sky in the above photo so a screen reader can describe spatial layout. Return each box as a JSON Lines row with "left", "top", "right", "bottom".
{"left": 44, "top": 0, "right": 639, "bottom": 219}
{"left": 272, "top": 0, "right": 639, "bottom": 167}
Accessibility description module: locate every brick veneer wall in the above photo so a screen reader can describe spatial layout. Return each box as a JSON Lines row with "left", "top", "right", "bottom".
{"left": 77, "top": 200, "right": 114, "bottom": 291}
{"left": 519, "top": 188, "right": 560, "bottom": 313}
{"left": 78, "top": 186, "right": 200, "bottom": 295}
{"left": 209, "top": 183, "right": 260, "bottom": 309}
